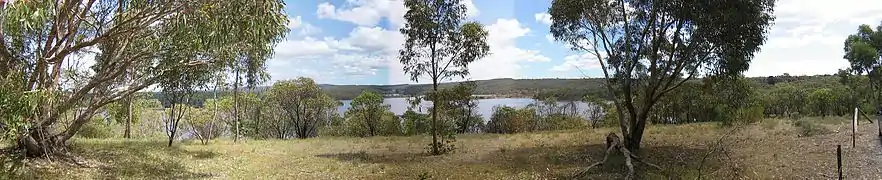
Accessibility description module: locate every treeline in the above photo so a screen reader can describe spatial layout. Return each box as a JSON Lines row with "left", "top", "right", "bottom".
{"left": 649, "top": 73, "right": 878, "bottom": 125}
{"left": 81, "top": 72, "right": 877, "bottom": 146}
{"left": 312, "top": 78, "right": 607, "bottom": 100}
{"left": 80, "top": 77, "right": 611, "bottom": 144}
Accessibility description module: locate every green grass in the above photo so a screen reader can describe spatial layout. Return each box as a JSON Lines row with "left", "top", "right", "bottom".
{"left": 13, "top": 118, "right": 882, "bottom": 179}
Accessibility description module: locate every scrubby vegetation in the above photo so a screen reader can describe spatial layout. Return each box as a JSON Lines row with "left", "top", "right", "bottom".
{"left": 2, "top": 0, "right": 881, "bottom": 179}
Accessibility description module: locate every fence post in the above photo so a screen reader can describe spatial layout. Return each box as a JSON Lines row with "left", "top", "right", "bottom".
{"left": 837, "top": 144, "right": 842, "bottom": 180}
{"left": 878, "top": 109, "right": 882, "bottom": 137}
{"left": 853, "top": 108, "right": 858, "bottom": 147}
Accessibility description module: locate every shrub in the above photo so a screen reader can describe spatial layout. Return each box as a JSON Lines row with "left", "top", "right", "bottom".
{"left": 485, "top": 106, "right": 534, "bottom": 133}
{"left": 402, "top": 110, "right": 429, "bottom": 135}
{"left": 544, "top": 114, "right": 588, "bottom": 131}
{"left": 793, "top": 119, "right": 829, "bottom": 137}
{"left": 77, "top": 116, "right": 116, "bottom": 138}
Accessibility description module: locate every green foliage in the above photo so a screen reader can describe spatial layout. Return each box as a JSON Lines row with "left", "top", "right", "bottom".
{"left": 402, "top": 110, "right": 430, "bottom": 136}
{"left": 318, "top": 114, "right": 347, "bottom": 137}
{"left": 430, "top": 82, "right": 484, "bottom": 133}
{"left": 0, "top": 74, "right": 34, "bottom": 143}
{"left": 185, "top": 107, "right": 222, "bottom": 144}
{"left": 842, "top": 23, "right": 882, "bottom": 113}
{"left": 77, "top": 116, "right": 116, "bottom": 139}
{"left": 485, "top": 106, "right": 535, "bottom": 134}
{"left": 269, "top": 77, "right": 338, "bottom": 139}
{"left": 549, "top": 0, "right": 776, "bottom": 149}
{"left": 807, "top": 88, "right": 837, "bottom": 117}
{"left": 650, "top": 77, "right": 765, "bottom": 126}
{"left": 346, "top": 90, "right": 391, "bottom": 137}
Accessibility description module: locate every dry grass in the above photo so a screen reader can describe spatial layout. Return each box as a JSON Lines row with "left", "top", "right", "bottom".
{"left": 14, "top": 117, "right": 882, "bottom": 179}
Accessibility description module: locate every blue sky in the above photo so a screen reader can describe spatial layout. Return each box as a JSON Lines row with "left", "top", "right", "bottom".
{"left": 269, "top": 0, "right": 882, "bottom": 85}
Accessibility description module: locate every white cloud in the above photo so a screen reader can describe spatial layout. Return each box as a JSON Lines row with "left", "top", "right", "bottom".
{"left": 273, "top": 37, "right": 339, "bottom": 58}
{"left": 288, "top": 16, "right": 322, "bottom": 36}
{"left": 466, "top": 19, "right": 551, "bottom": 81}
{"left": 745, "top": 0, "right": 882, "bottom": 77}
{"left": 545, "top": 34, "right": 554, "bottom": 43}
{"left": 345, "top": 27, "right": 404, "bottom": 53}
{"left": 534, "top": 13, "right": 552, "bottom": 25}
{"left": 274, "top": 1, "right": 555, "bottom": 84}
{"left": 551, "top": 53, "right": 602, "bottom": 72}
{"left": 390, "top": 21, "right": 552, "bottom": 84}
{"left": 330, "top": 54, "right": 390, "bottom": 76}
{"left": 462, "top": 0, "right": 480, "bottom": 18}
{"left": 316, "top": 0, "right": 406, "bottom": 28}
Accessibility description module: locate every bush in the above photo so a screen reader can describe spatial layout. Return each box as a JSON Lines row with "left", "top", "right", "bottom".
{"left": 402, "top": 110, "right": 429, "bottom": 135}
{"left": 544, "top": 114, "right": 588, "bottom": 131}
{"left": 77, "top": 116, "right": 116, "bottom": 138}
{"left": 793, "top": 119, "right": 829, "bottom": 137}
{"left": 485, "top": 106, "right": 534, "bottom": 133}
{"left": 379, "top": 113, "right": 403, "bottom": 136}
{"left": 343, "top": 111, "right": 401, "bottom": 137}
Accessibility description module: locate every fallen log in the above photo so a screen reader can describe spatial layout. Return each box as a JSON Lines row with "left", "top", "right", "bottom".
{"left": 575, "top": 133, "right": 663, "bottom": 179}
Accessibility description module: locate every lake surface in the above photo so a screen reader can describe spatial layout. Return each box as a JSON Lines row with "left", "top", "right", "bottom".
{"left": 336, "top": 98, "right": 592, "bottom": 120}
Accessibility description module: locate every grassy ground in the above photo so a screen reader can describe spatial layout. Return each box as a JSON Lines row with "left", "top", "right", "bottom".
{"left": 14, "top": 117, "right": 882, "bottom": 179}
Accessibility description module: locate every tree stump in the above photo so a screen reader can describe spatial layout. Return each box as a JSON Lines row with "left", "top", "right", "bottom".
{"left": 576, "top": 133, "right": 663, "bottom": 180}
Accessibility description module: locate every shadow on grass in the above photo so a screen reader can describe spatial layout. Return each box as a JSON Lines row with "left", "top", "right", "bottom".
{"left": 24, "top": 140, "right": 216, "bottom": 179}
{"left": 315, "top": 151, "right": 426, "bottom": 164}
{"left": 315, "top": 143, "right": 733, "bottom": 179}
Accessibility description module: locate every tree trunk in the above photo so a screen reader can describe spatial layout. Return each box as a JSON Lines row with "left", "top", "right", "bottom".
{"left": 255, "top": 104, "right": 261, "bottom": 138}
{"left": 167, "top": 104, "right": 177, "bottom": 147}
{"left": 625, "top": 112, "right": 649, "bottom": 151}
{"left": 431, "top": 80, "right": 439, "bottom": 155}
{"left": 124, "top": 96, "right": 133, "bottom": 138}
{"left": 233, "top": 69, "right": 240, "bottom": 142}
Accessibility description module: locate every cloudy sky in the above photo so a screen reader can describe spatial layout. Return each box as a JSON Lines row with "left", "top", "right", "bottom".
{"left": 271, "top": 0, "right": 882, "bottom": 85}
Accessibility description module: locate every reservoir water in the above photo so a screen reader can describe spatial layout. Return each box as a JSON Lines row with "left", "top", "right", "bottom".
{"left": 336, "top": 98, "right": 592, "bottom": 119}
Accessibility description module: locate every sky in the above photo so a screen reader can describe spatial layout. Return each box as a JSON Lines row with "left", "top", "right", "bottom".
{"left": 270, "top": 0, "right": 882, "bottom": 85}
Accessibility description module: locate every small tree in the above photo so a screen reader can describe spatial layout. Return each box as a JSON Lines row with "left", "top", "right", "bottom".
{"left": 269, "top": 77, "right": 337, "bottom": 139}
{"left": 807, "top": 88, "right": 836, "bottom": 118}
{"left": 346, "top": 90, "right": 392, "bottom": 137}
{"left": 582, "top": 95, "right": 607, "bottom": 128}
{"left": 107, "top": 95, "right": 141, "bottom": 138}
{"left": 189, "top": 102, "right": 222, "bottom": 145}
{"left": 399, "top": 0, "right": 491, "bottom": 155}
{"left": 434, "top": 82, "right": 482, "bottom": 134}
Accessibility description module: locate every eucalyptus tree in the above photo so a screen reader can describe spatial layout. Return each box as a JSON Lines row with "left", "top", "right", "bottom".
{"left": 548, "top": 0, "right": 775, "bottom": 151}
{"left": 0, "top": 0, "right": 287, "bottom": 157}
{"left": 399, "top": 0, "right": 490, "bottom": 155}
{"left": 217, "top": 0, "right": 287, "bottom": 143}
{"left": 346, "top": 90, "right": 389, "bottom": 137}
{"left": 843, "top": 24, "right": 882, "bottom": 112}
{"left": 268, "top": 77, "right": 337, "bottom": 139}
{"left": 106, "top": 94, "right": 149, "bottom": 138}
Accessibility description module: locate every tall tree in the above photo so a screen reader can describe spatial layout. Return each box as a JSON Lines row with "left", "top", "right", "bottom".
{"left": 399, "top": 0, "right": 490, "bottom": 155}
{"left": 548, "top": 0, "right": 775, "bottom": 151}
{"left": 842, "top": 23, "right": 882, "bottom": 112}
{"left": 1, "top": 0, "right": 287, "bottom": 157}
{"left": 219, "top": 0, "right": 287, "bottom": 143}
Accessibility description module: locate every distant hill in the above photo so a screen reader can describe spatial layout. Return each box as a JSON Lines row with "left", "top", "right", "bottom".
{"left": 316, "top": 78, "right": 608, "bottom": 100}
{"left": 148, "top": 74, "right": 842, "bottom": 105}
